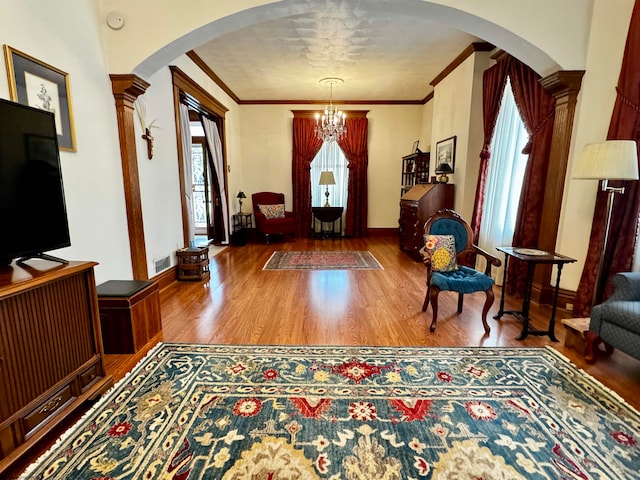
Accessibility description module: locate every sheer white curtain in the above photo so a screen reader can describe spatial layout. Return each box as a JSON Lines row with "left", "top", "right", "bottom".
{"left": 179, "top": 103, "right": 195, "bottom": 245}
{"left": 478, "top": 79, "right": 529, "bottom": 283}
{"left": 200, "top": 116, "right": 229, "bottom": 244}
{"left": 310, "top": 141, "right": 349, "bottom": 208}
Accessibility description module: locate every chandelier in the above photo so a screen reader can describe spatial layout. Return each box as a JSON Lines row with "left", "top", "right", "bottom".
{"left": 315, "top": 77, "right": 346, "bottom": 142}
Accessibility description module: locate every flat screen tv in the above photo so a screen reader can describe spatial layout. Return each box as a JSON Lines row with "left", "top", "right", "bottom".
{"left": 0, "top": 98, "right": 70, "bottom": 266}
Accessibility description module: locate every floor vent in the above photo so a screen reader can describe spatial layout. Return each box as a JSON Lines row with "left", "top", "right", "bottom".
{"left": 155, "top": 256, "right": 171, "bottom": 273}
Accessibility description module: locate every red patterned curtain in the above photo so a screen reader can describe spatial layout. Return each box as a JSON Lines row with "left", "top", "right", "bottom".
{"left": 338, "top": 114, "right": 369, "bottom": 237}
{"left": 574, "top": 0, "right": 640, "bottom": 316}
{"left": 470, "top": 57, "right": 511, "bottom": 242}
{"left": 505, "top": 58, "right": 556, "bottom": 296}
{"left": 292, "top": 115, "right": 323, "bottom": 237}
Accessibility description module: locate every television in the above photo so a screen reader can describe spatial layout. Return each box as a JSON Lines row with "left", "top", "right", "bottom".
{"left": 0, "top": 98, "right": 70, "bottom": 266}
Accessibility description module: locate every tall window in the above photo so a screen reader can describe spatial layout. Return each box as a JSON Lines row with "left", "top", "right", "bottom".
{"left": 478, "top": 78, "right": 529, "bottom": 283}
{"left": 311, "top": 141, "right": 349, "bottom": 208}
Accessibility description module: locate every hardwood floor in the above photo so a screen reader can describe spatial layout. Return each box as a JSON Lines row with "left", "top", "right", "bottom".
{"left": 106, "top": 233, "right": 640, "bottom": 411}
{"left": 6, "top": 233, "right": 640, "bottom": 478}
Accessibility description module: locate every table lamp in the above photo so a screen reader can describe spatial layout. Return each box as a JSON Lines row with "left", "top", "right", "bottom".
{"left": 237, "top": 191, "right": 246, "bottom": 213}
{"left": 319, "top": 171, "right": 336, "bottom": 207}
{"left": 435, "top": 163, "right": 453, "bottom": 183}
{"left": 573, "top": 140, "right": 639, "bottom": 305}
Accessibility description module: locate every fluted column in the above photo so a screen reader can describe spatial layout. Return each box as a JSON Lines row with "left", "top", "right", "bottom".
{"left": 533, "top": 70, "right": 584, "bottom": 305}
{"left": 110, "top": 74, "right": 150, "bottom": 280}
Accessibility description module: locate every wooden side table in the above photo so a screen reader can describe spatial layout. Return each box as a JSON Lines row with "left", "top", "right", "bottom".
{"left": 176, "top": 246, "right": 210, "bottom": 281}
{"left": 312, "top": 206, "right": 343, "bottom": 238}
{"left": 494, "top": 247, "right": 576, "bottom": 341}
{"left": 232, "top": 212, "right": 253, "bottom": 232}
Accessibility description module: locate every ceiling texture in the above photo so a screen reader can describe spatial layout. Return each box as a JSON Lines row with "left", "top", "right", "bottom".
{"left": 190, "top": 3, "right": 483, "bottom": 103}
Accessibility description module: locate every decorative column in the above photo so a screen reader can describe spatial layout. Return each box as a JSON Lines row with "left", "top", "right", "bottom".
{"left": 110, "top": 74, "right": 150, "bottom": 280}
{"left": 533, "top": 70, "right": 585, "bottom": 305}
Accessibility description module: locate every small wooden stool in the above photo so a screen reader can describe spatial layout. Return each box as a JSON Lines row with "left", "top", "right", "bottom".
{"left": 561, "top": 317, "right": 590, "bottom": 354}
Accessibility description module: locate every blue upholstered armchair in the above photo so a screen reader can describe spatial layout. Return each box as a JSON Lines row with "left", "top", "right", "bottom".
{"left": 585, "top": 272, "right": 640, "bottom": 364}
{"left": 421, "top": 209, "right": 501, "bottom": 334}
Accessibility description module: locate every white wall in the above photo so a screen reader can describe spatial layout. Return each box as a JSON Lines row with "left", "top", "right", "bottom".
{"left": 557, "top": 0, "right": 635, "bottom": 290}
{"left": 138, "top": 55, "right": 243, "bottom": 276}
{"left": 238, "top": 104, "right": 426, "bottom": 229}
{"left": 431, "top": 53, "right": 488, "bottom": 220}
{"left": 0, "top": 0, "right": 132, "bottom": 284}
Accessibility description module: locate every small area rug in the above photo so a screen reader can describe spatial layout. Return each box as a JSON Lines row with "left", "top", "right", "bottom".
{"left": 263, "top": 250, "right": 383, "bottom": 270}
{"left": 22, "top": 344, "right": 639, "bottom": 479}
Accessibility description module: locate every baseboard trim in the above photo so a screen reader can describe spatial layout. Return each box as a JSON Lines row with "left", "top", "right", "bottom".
{"left": 368, "top": 228, "right": 398, "bottom": 236}
{"left": 151, "top": 265, "right": 177, "bottom": 291}
{"left": 531, "top": 282, "right": 576, "bottom": 311}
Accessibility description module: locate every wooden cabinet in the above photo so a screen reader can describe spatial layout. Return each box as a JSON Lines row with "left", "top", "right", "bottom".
{"left": 401, "top": 151, "right": 430, "bottom": 196}
{"left": 399, "top": 183, "right": 454, "bottom": 261}
{"left": 0, "top": 261, "right": 112, "bottom": 474}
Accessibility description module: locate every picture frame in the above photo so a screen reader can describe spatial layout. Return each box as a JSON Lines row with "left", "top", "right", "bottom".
{"left": 412, "top": 140, "right": 420, "bottom": 153}
{"left": 435, "top": 135, "right": 456, "bottom": 173}
{"left": 3, "top": 45, "right": 76, "bottom": 152}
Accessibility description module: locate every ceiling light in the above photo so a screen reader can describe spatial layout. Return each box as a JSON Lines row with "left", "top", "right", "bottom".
{"left": 315, "top": 77, "right": 346, "bottom": 142}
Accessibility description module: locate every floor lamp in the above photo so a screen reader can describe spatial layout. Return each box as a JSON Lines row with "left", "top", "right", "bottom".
{"left": 573, "top": 140, "right": 639, "bottom": 306}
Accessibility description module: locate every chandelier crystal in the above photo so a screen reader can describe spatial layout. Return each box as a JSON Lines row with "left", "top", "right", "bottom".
{"left": 315, "top": 77, "right": 346, "bottom": 142}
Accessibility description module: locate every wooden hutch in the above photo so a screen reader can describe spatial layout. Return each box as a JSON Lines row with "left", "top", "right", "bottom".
{"left": 399, "top": 183, "right": 455, "bottom": 261}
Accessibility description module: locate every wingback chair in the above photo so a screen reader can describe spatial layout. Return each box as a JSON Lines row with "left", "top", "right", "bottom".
{"left": 252, "top": 192, "right": 296, "bottom": 244}
{"left": 585, "top": 272, "right": 640, "bottom": 364}
{"left": 421, "top": 208, "right": 501, "bottom": 334}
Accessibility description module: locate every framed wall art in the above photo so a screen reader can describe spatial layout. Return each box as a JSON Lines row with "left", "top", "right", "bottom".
{"left": 3, "top": 45, "right": 76, "bottom": 151}
{"left": 435, "top": 135, "right": 456, "bottom": 173}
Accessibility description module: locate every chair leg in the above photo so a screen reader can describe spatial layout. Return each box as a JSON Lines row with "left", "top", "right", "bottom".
{"left": 429, "top": 288, "right": 440, "bottom": 332}
{"left": 422, "top": 285, "right": 431, "bottom": 312}
{"left": 585, "top": 331, "right": 615, "bottom": 364}
{"left": 457, "top": 293, "right": 464, "bottom": 313}
{"left": 481, "top": 287, "right": 494, "bottom": 335}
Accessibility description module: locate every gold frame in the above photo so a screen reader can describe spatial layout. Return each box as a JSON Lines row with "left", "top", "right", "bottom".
{"left": 3, "top": 45, "right": 76, "bottom": 152}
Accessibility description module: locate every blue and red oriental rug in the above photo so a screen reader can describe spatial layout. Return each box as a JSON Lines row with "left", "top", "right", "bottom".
{"left": 21, "top": 344, "right": 640, "bottom": 479}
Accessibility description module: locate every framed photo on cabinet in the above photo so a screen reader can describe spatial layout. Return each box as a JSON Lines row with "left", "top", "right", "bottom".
{"left": 435, "top": 135, "right": 456, "bottom": 173}
{"left": 3, "top": 45, "right": 76, "bottom": 151}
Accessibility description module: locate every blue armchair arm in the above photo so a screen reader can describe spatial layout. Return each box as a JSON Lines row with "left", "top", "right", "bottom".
{"left": 609, "top": 272, "right": 640, "bottom": 301}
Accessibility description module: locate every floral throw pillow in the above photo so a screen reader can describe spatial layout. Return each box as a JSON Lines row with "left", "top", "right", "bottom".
{"left": 258, "top": 204, "right": 285, "bottom": 219}
{"left": 424, "top": 234, "right": 458, "bottom": 272}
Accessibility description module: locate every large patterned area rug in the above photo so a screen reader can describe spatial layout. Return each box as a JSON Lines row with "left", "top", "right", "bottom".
{"left": 263, "top": 250, "right": 383, "bottom": 270}
{"left": 21, "top": 344, "right": 639, "bottom": 479}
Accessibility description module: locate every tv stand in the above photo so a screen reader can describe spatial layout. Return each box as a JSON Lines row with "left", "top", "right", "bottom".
{"left": 0, "top": 261, "right": 112, "bottom": 474}
{"left": 17, "top": 252, "right": 69, "bottom": 265}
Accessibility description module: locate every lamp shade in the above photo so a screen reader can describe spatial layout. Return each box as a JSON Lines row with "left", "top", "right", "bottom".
{"left": 319, "top": 171, "right": 336, "bottom": 185}
{"left": 435, "top": 163, "right": 453, "bottom": 174}
{"left": 237, "top": 191, "right": 246, "bottom": 199}
{"left": 573, "top": 140, "right": 639, "bottom": 180}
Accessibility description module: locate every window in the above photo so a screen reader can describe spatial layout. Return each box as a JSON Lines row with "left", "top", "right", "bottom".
{"left": 477, "top": 78, "right": 529, "bottom": 282}
{"left": 310, "top": 141, "right": 349, "bottom": 208}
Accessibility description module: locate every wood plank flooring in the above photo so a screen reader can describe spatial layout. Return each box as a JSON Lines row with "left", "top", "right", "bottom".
{"left": 6, "top": 233, "right": 640, "bottom": 478}
{"left": 107, "top": 233, "right": 640, "bottom": 411}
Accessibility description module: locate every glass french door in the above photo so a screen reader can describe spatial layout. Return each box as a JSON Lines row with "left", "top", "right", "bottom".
{"left": 191, "top": 141, "right": 211, "bottom": 236}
